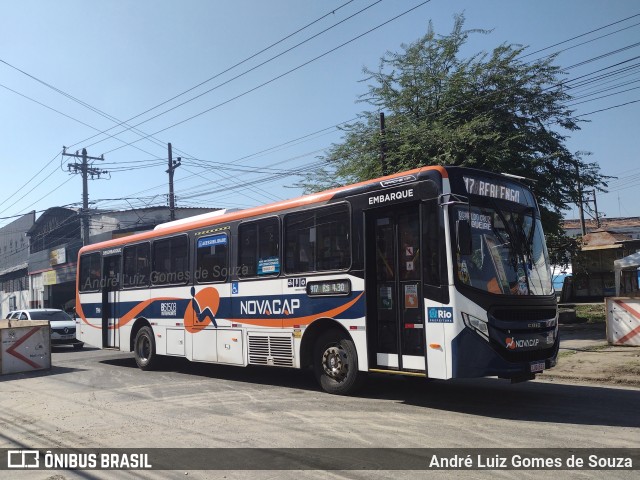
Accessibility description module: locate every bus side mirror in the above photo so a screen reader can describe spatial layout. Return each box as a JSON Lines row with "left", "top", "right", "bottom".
{"left": 457, "top": 220, "right": 472, "bottom": 256}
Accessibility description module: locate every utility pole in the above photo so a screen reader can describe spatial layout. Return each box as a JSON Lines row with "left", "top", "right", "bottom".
{"left": 64, "top": 147, "right": 108, "bottom": 245}
{"left": 575, "top": 164, "right": 586, "bottom": 236}
{"left": 583, "top": 190, "right": 602, "bottom": 229}
{"left": 379, "top": 112, "right": 388, "bottom": 175}
{"left": 166, "top": 143, "right": 181, "bottom": 221}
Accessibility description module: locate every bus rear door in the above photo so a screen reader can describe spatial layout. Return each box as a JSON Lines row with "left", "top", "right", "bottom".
{"left": 101, "top": 253, "right": 121, "bottom": 349}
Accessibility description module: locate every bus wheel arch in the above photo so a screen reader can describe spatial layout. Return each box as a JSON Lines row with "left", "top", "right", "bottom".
{"left": 130, "top": 318, "right": 159, "bottom": 371}
{"left": 129, "top": 318, "right": 151, "bottom": 352}
{"left": 300, "top": 318, "right": 349, "bottom": 368}
{"left": 301, "top": 319, "right": 364, "bottom": 395}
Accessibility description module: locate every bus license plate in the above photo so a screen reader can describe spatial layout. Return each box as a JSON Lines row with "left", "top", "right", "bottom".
{"left": 530, "top": 361, "right": 545, "bottom": 373}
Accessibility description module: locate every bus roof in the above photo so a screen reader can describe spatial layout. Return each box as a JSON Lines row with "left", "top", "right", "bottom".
{"left": 79, "top": 165, "right": 448, "bottom": 255}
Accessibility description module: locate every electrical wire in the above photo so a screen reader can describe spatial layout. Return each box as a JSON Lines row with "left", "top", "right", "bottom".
{"left": 101, "top": 1, "right": 432, "bottom": 154}
{"left": 3, "top": 7, "right": 639, "bottom": 221}
{"left": 64, "top": 0, "right": 361, "bottom": 151}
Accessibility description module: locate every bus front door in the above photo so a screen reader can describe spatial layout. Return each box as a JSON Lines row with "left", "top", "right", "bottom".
{"left": 366, "top": 205, "right": 426, "bottom": 373}
{"left": 101, "top": 254, "right": 121, "bottom": 349}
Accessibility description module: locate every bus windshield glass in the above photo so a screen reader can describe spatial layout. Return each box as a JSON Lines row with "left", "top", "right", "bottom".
{"left": 454, "top": 204, "right": 553, "bottom": 296}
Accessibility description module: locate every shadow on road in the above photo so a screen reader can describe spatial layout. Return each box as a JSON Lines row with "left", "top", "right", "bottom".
{"left": 51, "top": 345, "right": 100, "bottom": 354}
{"left": 378, "top": 376, "right": 640, "bottom": 429}
{"left": 100, "top": 355, "right": 639, "bottom": 429}
{"left": 0, "top": 365, "right": 85, "bottom": 382}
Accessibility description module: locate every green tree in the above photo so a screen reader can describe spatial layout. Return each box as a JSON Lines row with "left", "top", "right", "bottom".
{"left": 301, "top": 14, "right": 607, "bottom": 237}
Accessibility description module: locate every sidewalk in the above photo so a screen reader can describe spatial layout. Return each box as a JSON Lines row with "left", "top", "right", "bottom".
{"left": 540, "top": 322, "right": 640, "bottom": 387}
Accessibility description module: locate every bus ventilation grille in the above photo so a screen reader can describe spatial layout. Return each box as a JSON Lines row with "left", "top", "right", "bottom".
{"left": 248, "top": 334, "right": 294, "bottom": 367}
{"left": 490, "top": 308, "right": 557, "bottom": 322}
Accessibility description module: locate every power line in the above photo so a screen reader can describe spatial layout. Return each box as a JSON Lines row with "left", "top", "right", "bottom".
{"left": 101, "top": 1, "right": 432, "bottom": 154}
{"left": 0, "top": 151, "right": 61, "bottom": 211}
{"left": 1, "top": 1, "right": 377, "bottom": 207}
{"left": 6, "top": 175, "right": 76, "bottom": 220}
{"left": 5, "top": 7, "right": 634, "bottom": 219}
{"left": 117, "top": 142, "right": 336, "bottom": 206}
{"left": 0, "top": 163, "right": 63, "bottom": 217}
{"left": 64, "top": 0, "right": 361, "bottom": 151}
{"left": 1, "top": 0, "right": 369, "bottom": 211}
{"left": 518, "top": 13, "right": 640, "bottom": 60}
{"left": 574, "top": 98, "right": 640, "bottom": 117}
{"left": 566, "top": 85, "right": 640, "bottom": 106}
{"left": 0, "top": 82, "right": 161, "bottom": 159}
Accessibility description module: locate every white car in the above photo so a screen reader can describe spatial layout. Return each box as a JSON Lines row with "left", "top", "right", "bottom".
{"left": 5, "top": 309, "right": 84, "bottom": 349}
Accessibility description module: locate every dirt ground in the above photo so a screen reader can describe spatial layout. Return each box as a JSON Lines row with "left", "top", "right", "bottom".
{"left": 542, "top": 322, "right": 640, "bottom": 387}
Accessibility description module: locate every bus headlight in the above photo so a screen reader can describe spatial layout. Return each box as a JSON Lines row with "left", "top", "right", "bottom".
{"left": 462, "top": 313, "right": 489, "bottom": 340}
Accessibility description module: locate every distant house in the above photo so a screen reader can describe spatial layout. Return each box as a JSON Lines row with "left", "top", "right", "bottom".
{"left": 24, "top": 206, "right": 217, "bottom": 312}
{"left": 570, "top": 229, "right": 640, "bottom": 300}
{"left": 563, "top": 217, "right": 640, "bottom": 240}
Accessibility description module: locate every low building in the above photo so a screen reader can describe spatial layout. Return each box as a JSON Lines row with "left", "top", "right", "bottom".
{"left": 87, "top": 206, "right": 216, "bottom": 243}
{"left": 0, "top": 212, "right": 35, "bottom": 317}
{"left": 26, "top": 207, "right": 82, "bottom": 311}
{"left": 564, "top": 217, "right": 640, "bottom": 240}
{"left": 25, "top": 206, "right": 217, "bottom": 312}
{"left": 570, "top": 230, "right": 640, "bottom": 300}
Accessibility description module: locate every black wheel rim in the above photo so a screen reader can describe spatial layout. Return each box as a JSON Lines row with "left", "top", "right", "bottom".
{"left": 322, "top": 344, "right": 349, "bottom": 381}
{"left": 137, "top": 334, "right": 150, "bottom": 363}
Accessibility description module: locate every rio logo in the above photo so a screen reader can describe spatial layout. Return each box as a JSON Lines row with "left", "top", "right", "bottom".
{"left": 427, "top": 307, "right": 453, "bottom": 323}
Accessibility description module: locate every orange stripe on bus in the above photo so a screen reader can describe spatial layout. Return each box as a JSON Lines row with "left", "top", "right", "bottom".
{"left": 82, "top": 292, "right": 363, "bottom": 331}
{"left": 112, "top": 297, "right": 181, "bottom": 330}
{"left": 77, "top": 297, "right": 181, "bottom": 330}
{"left": 227, "top": 292, "right": 364, "bottom": 328}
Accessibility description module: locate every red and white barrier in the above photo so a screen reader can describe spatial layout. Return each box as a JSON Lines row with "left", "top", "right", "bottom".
{"left": 1, "top": 320, "right": 51, "bottom": 374}
{"left": 606, "top": 298, "right": 640, "bottom": 347}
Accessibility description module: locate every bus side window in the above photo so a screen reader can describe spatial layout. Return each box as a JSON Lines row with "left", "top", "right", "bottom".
{"left": 285, "top": 214, "right": 315, "bottom": 273}
{"left": 123, "top": 243, "right": 150, "bottom": 288}
{"left": 79, "top": 253, "right": 101, "bottom": 292}
{"left": 152, "top": 236, "right": 189, "bottom": 285}
{"left": 238, "top": 223, "right": 257, "bottom": 277}
{"left": 238, "top": 218, "right": 280, "bottom": 278}
{"left": 196, "top": 233, "right": 228, "bottom": 283}
{"left": 285, "top": 204, "right": 350, "bottom": 274}
{"left": 316, "top": 206, "right": 349, "bottom": 271}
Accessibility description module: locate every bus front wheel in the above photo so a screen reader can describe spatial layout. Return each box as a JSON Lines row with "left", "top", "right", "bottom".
{"left": 134, "top": 326, "right": 158, "bottom": 370}
{"left": 313, "top": 330, "right": 363, "bottom": 395}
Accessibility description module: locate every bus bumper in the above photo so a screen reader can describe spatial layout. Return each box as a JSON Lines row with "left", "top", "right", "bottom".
{"left": 450, "top": 328, "right": 559, "bottom": 380}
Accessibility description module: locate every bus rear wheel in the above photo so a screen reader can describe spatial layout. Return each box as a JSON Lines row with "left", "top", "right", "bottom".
{"left": 313, "top": 330, "right": 363, "bottom": 395}
{"left": 134, "top": 326, "right": 158, "bottom": 370}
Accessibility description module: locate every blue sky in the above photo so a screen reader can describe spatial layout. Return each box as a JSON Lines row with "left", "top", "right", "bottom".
{"left": 1, "top": 0, "right": 638, "bottom": 228}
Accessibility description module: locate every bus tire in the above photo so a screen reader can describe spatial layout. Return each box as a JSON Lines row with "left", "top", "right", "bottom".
{"left": 314, "top": 330, "right": 363, "bottom": 395}
{"left": 134, "top": 326, "right": 158, "bottom": 370}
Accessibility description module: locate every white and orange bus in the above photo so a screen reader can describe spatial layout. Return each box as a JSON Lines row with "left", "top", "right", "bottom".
{"left": 76, "top": 166, "right": 558, "bottom": 394}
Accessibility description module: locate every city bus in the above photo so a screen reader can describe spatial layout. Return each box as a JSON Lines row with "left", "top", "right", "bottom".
{"left": 76, "top": 166, "right": 558, "bottom": 395}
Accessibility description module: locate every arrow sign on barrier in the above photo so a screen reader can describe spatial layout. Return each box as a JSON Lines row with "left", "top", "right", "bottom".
{"left": 5, "top": 327, "right": 44, "bottom": 369}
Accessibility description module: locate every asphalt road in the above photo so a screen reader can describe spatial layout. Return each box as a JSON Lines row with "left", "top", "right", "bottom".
{"left": 1, "top": 346, "right": 638, "bottom": 480}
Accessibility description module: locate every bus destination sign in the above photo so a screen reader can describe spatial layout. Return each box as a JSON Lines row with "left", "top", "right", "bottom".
{"left": 463, "top": 176, "right": 528, "bottom": 205}
{"left": 307, "top": 279, "right": 351, "bottom": 297}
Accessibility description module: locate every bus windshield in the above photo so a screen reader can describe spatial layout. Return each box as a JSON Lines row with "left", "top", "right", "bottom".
{"left": 454, "top": 204, "right": 553, "bottom": 296}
